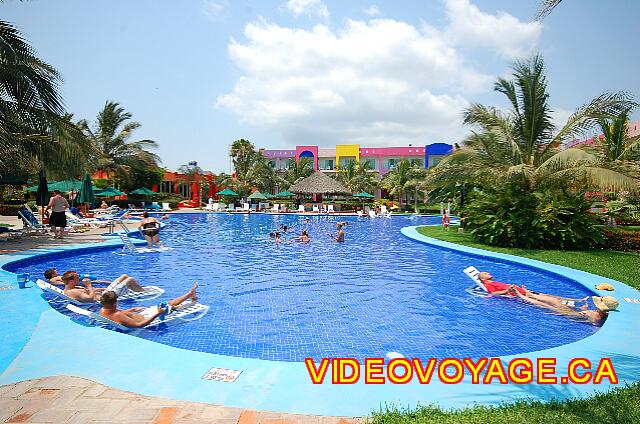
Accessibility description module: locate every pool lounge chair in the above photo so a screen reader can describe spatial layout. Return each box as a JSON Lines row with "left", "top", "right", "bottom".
{"left": 368, "top": 210, "right": 377, "bottom": 218}
{"left": 463, "top": 266, "right": 489, "bottom": 297}
{"left": 18, "top": 209, "right": 49, "bottom": 233}
{"left": 67, "top": 302, "right": 209, "bottom": 331}
{"left": 162, "top": 202, "right": 172, "bottom": 211}
{"left": 327, "top": 205, "right": 335, "bottom": 213}
{"left": 312, "top": 205, "right": 319, "bottom": 213}
{"left": 298, "top": 205, "right": 305, "bottom": 213}
{"left": 242, "top": 203, "right": 250, "bottom": 212}
{"left": 271, "top": 204, "right": 279, "bottom": 213}
{"left": 356, "top": 210, "right": 364, "bottom": 218}
{"left": 36, "top": 279, "right": 165, "bottom": 307}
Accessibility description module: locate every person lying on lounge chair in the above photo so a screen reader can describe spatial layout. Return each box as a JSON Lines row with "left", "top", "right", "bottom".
{"left": 513, "top": 289, "right": 617, "bottom": 325}
{"left": 99, "top": 283, "right": 199, "bottom": 328}
{"left": 46, "top": 268, "right": 144, "bottom": 292}
{"left": 478, "top": 271, "right": 588, "bottom": 305}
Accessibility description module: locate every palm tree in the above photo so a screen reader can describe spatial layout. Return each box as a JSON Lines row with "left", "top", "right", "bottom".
{"left": 337, "top": 160, "right": 380, "bottom": 194}
{"left": 428, "top": 54, "right": 638, "bottom": 196}
{"left": 282, "top": 158, "right": 313, "bottom": 188}
{"left": 535, "top": 0, "right": 563, "bottom": 20}
{"left": 0, "top": 20, "right": 87, "bottom": 177}
{"left": 596, "top": 108, "right": 640, "bottom": 162}
{"left": 80, "top": 101, "right": 159, "bottom": 184}
{"left": 382, "top": 160, "right": 425, "bottom": 210}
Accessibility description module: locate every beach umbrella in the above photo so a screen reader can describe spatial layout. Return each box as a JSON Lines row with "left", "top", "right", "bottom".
{"left": 274, "top": 190, "right": 295, "bottom": 197}
{"left": 49, "top": 179, "right": 83, "bottom": 192}
{"left": 130, "top": 187, "right": 157, "bottom": 196}
{"left": 35, "top": 169, "right": 49, "bottom": 221}
{"left": 353, "top": 192, "right": 375, "bottom": 198}
{"left": 77, "top": 173, "right": 95, "bottom": 206}
{"left": 289, "top": 172, "right": 351, "bottom": 196}
{"left": 248, "top": 191, "right": 267, "bottom": 200}
{"left": 95, "top": 186, "right": 124, "bottom": 197}
{"left": 216, "top": 188, "right": 238, "bottom": 196}
{"left": 264, "top": 193, "right": 274, "bottom": 199}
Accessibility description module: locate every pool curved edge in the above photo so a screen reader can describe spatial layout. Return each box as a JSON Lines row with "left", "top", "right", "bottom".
{"left": 0, "top": 230, "right": 639, "bottom": 417}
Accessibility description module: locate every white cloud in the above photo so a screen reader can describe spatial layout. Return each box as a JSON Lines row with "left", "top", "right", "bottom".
{"left": 216, "top": 1, "right": 541, "bottom": 147}
{"left": 202, "top": 0, "right": 228, "bottom": 21}
{"left": 285, "top": 0, "right": 330, "bottom": 19}
{"left": 444, "top": 0, "right": 541, "bottom": 58}
{"left": 365, "top": 5, "right": 382, "bottom": 17}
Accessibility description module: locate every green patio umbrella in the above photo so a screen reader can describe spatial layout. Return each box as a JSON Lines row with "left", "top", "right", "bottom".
{"left": 264, "top": 193, "right": 274, "bottom": 199}
{"left": 35, "top": 169, "right": 49, "bottom": 221}
{"left": 216, "top": 188, "right": 238, "bottom": 196}
{"left": 95, "top": 186, "right": 124, "bottom": 197}
{"left": 130, "top": 187, "right": 157, "bottom": 196}
{"left": 77, "top": 173, "right": 95, "bottom": 206}
{"left": 353, "top": 192, "right": 375, "bottom": 198}
{"left": 274, "top": 190, "right": 295, "bottom": 197}
{"left": 49, "top": 179, "right": 83, "bottom": 192}
{"left": 248, "top": 191, "right": 267, "bottom": 200}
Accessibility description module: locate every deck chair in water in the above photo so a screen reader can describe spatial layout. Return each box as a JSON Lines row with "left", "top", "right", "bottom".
{"left": 463, "top": 266, "right": 490, "bottom": 297}
{"left": 67, "top": 302, "right": 209, "bottom": 331}
{"left": 36, "top": 279, "right": 164, "bottom": 307}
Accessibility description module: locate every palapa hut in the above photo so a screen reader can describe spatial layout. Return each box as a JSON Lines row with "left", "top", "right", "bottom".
{"left": 288, "top": 172, "right": 351, "bottom": 196}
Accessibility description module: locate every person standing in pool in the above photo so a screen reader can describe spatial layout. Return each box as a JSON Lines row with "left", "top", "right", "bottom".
{"left": 99, "top": 283, "right": 199, "bottom": 328}
{"left": 138, "top": 212, "right": 163, "bottom": 249}
{"left": 328, "top": 223, "right": 345, "bottom": 242}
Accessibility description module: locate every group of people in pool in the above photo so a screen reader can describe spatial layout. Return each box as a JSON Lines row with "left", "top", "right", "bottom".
{"left": 269, "top": 219, "right": 347, "bottom": 243}
{"left": 44, "top": 268, "right": 198, "bottom": 328}
{"left": 477, "top": 271, "right": 619, "bottom": 325}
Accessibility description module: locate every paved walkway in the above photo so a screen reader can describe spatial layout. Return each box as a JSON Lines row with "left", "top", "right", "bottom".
{"left": 0, "top": 376, "right": 359, "bottom": 423}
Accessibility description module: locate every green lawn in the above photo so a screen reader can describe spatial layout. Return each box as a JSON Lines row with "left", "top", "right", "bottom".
{"left": 416, "top": 226, "right": 640, "bottom": 289}
{"left": 367, "top": 225, "right": 640, "bottom": 423}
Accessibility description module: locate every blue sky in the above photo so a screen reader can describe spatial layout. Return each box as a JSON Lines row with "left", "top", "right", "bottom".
{"left": 3, "top": 0, "right": 639, "bottom": 173}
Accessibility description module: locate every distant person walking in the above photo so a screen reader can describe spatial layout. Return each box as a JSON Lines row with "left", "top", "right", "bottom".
{"left": 46, "top": 190, "right": 69, "bottom": 239}
{"left": 138, "top": 212, "right": 163, "bottom": 249}
{"left": 442, "top": 213, "right": 451, "bottom": 230}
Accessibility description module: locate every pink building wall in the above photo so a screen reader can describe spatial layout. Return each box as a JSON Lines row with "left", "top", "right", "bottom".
{"left": 295, "top": 146, "right": 319, "bottom": 170}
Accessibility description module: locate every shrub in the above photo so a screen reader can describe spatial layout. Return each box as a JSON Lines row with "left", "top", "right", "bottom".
{"left": 465, "top": 183, "right": 603, "bottom": 249}
{"left": 603, "top": 229, "right": 640, "bottom": 253}
{"left": 0, "top": 204, "right": 23, "bottom": 216}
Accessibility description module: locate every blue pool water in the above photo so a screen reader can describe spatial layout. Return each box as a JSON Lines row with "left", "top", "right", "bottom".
{"left": 5, "top": 213, "right": 599, "bottom": 362}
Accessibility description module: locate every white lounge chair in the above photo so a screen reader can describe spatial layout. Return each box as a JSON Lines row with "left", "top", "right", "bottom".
{"left": 312, "top": 205, "right": 319, "bottom": 213}
{"left": 271, "top": 204, "right": 279, "bottom": 213}
{"left": 327, "top": 205, "right": 334, "bottom": 213}
{"left": 383, "top": 210, "right": 393, "bottom": 218}
{"left": 368, "top": 210, "right": 377, "bottom": 218}
{"left": 36, "top": 279, "right": 164, "bottom": 307}
{"left": 463, "top": 266, "right": 489, "bottom": 297}
{"left": 242, "top": 203, "right": 250, "bottom": 212}
{"left": 356, "top": 210, "right": 364, "bottom": 218}
{"left": 162, "top": 202, "right": 172, "bottom": 212}
{"left": 226, "top": 203, "right": 234, "bottom": 211}
{"left": 67, "top": 302, "right": 209, "bottom": 331}
{"left": 65, "top": 211, "right": 108, "bottom": 228}
{"left": 380, "top": 205, "right": 388, "bottom": 215}
{"left": 298, "top": 205, "right": 305, "bottom": 213}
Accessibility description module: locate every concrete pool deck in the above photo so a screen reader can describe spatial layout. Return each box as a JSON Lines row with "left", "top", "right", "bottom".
{"left": 1, "top": 219, "right": 640, "bottom": 420}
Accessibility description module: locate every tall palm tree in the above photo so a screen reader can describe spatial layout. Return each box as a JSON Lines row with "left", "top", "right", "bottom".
{"left": 382, "top": 159, "right": 425, "bottom": 210}
{"left": 80, "top": 101, "right": 159, "bottom": 183}
{"left": 429, "top": 54, "right": 638, "bottom": 195}
{"left": 0, "top": 19, "right": 86, "bottom": 176}
{"left": 535, "top": 0, "right": 563, "bottom": 20}
{"left": 596, "top": 108, "right": 640, "bottom": 162}
{"left": 337, "top": 160, "right": 380, "bottom": 194}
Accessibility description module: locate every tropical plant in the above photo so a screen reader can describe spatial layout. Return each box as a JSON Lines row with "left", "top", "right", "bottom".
{"left": 428, "top": 54, "right": 638, "bottom": 197}
{"left": 337, "top": 160, "right": 380, "bottom": 194}
{"left": 80, "top": 101, "right": 159, "bottom": 183}
{"left": 282, "top": 157, "right": 313, "bottom": 188}
{"left": 535, "top": 0, "right": 563, "bottom": 20}
{"left": 0, "top": 20, "right": 88, "bottom": 178}
{"left": 381, "top": 159, "right": 426, "bottom": 210}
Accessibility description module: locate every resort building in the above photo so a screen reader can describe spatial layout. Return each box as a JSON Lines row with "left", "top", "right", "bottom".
{"left": 563, "top": 119, "right": 640, "bottom": 149}
{"left": 259, "top": 142, "right": 453, "bottom": 174}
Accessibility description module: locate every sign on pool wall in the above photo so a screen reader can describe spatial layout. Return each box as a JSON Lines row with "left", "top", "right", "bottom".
{"left": 202, "top": 367, "right": 242, "bottom": 382}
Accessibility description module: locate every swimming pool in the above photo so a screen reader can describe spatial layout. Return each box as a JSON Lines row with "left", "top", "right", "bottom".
{"left": 5, "top": 213, "right": 599, "bottom": 362}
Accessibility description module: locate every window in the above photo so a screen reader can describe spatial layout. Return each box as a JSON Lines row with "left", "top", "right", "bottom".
{"left": 320, "top": 159, "right": 334, "bottom": 170}
{"left": 428, "top": 156, "right": 443, "bottom": 167}
{"left": 268, "top": 160, "right": 276, "bottom": 168}
{"left": 362, "top": 158, "right": 376, "bottom": 169}
{"left": 339, "top": 157, "right": 355, "bottom": 168}
{"left": 386, "top": 158, "right": 397, "bottom": 169}
{"left": 410, "top": 158, "right": 424, "bottom": 167}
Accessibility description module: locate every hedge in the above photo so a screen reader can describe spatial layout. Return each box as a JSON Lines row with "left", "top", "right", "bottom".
{"left": 603, "top": 229, "right": 640, "bottom": 253}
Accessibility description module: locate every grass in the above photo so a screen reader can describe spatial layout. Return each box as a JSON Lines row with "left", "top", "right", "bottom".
{"left": 369, "top": 383, "right": 640, "bottom": 423}
{"left": 416, "top": 225, "right": 640, "bottom": 289}
{"left": 366, "top": 225, "right": 640, "bottom": 423}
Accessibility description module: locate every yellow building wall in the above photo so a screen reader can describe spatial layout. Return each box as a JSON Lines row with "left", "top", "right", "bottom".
{"left": 335, "top": 144, "right": 360, "bottom": 169}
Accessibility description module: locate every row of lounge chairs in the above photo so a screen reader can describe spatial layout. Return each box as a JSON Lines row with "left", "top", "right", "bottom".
{"left": 204, "top": 202, "right": 338, "bottom": 213}
{"left": 356, "top": 205, "right": 393, "bottom": 218}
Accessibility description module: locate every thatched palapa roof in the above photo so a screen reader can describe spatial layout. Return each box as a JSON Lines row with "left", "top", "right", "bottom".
{"left": 288, "top": 172, "right": 351, "bottom": 195}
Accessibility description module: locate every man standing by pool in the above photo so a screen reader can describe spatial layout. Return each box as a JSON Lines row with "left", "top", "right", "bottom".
{"left": 99, "top": 283, "right": 199, "bottom": 328}
{"left": 46, "top": 189, "right": 69, "bottom": 239}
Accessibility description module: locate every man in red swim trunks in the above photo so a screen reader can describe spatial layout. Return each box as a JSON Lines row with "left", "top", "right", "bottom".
{"left": 478, "top": 271, "right": 589, "bottom": 306}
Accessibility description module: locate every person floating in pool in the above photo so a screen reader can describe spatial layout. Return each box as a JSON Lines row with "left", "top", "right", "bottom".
{"left": 138, "top": 212, "right": 163, "bottom": 249}
{"left": 328, "top": 223, "right": 345, "bottom": 242}
{"left": 60, "top": 271, "right": 145, "bottom": 302}
{"left": 513, "top": 290, "right": 618, "bottom": 325}
{"left": 477, "top": 271, "right": 588, "bottom": 306}
{"left": 99, "top": 282, "right": 199, "bottom": 328}
{"left": 45, "top": 268, "right": 144, "bottom": 290}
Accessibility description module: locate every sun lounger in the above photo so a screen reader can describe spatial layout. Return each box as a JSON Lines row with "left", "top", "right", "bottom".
{"left": 298, "top": 205, "right": 305, "bottom": 213}
{"left": 463, "top": 266, "right": 490, "bottom": 297}
{"left": 242, "top": 203, "right": 250, "bottom": 212}
{"left": 36, "top": 279, "right": 164, "bottom": 307}
{"left": 356, "top": 210, "right": 364, "bottom": 218}
{"left": 368, "top": 210, "right": 377, "bottom": 218}
{"left": 271, "top": 204, "right": 279, "bottom": 213}
{"left": 312, "top": 205, "right": 319, "bottom": 213}
{"left": 67, "top": 302, "right": 209, "bottom": 331}
{"left": 327, "top": 205, "right": 335, "bottom": 213}
{"left": 18, "top": 209, "right": 49, "bottom": 233}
